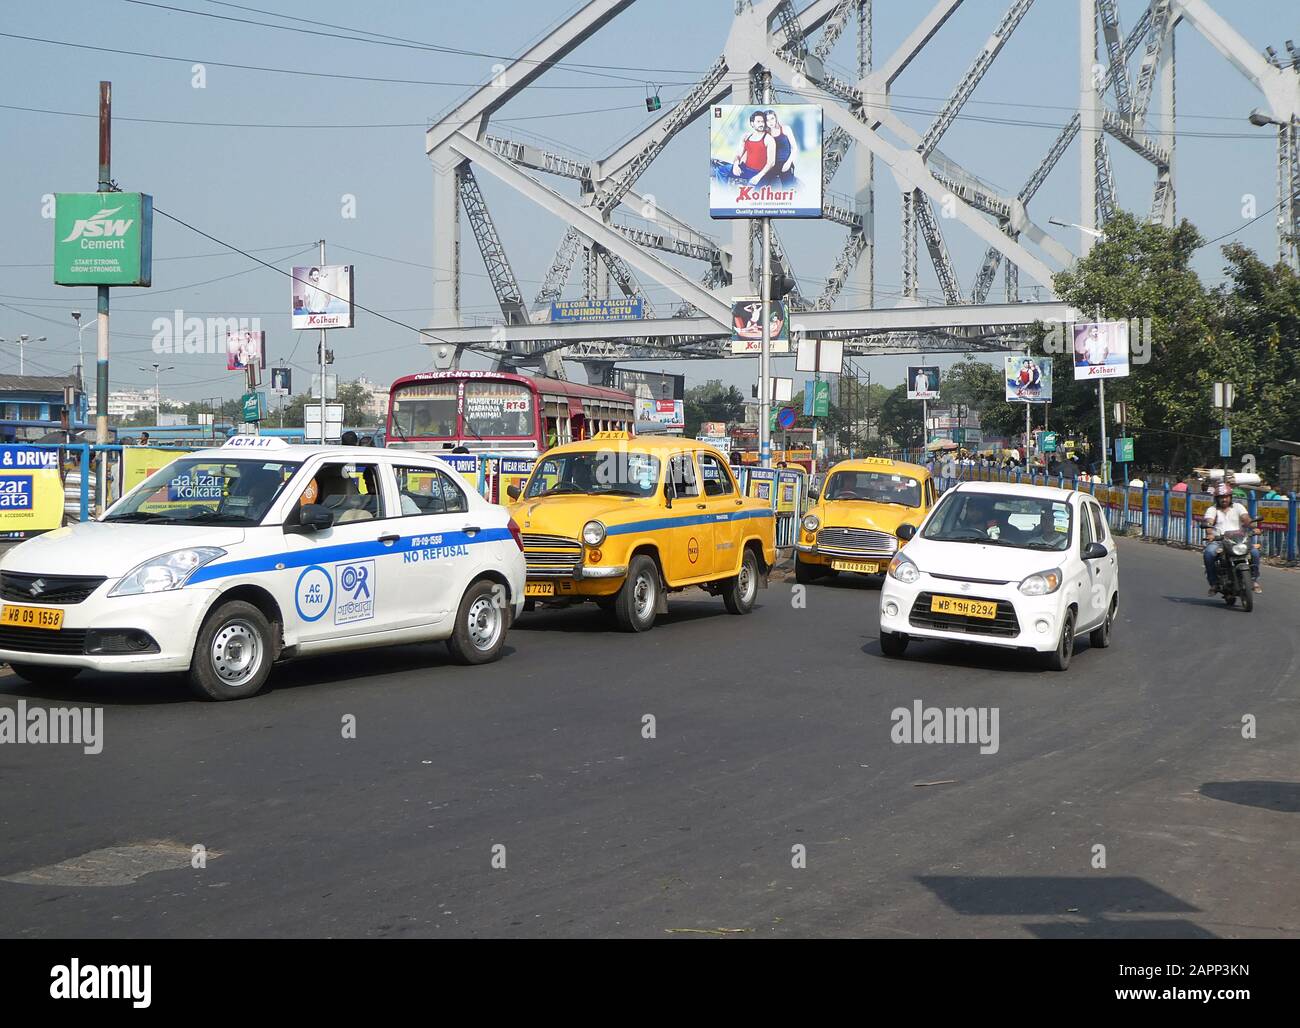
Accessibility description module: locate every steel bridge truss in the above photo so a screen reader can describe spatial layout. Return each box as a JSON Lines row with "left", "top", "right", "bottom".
{"left": 425, "top": 0, "right": 1300, "bottom": 369}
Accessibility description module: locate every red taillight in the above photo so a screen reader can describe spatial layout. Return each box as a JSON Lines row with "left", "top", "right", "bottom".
{"left": 507, "top": 517, "right": 524, "bottom": 552}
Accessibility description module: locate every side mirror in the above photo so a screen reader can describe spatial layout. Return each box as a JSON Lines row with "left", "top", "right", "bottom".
{"left": 506, "top": 483, "right": 521, "bottom": 501}
{"left": 664, "top": 479, "right": 676, "bottom": 508}
{"left": 294, "top": 503, "right": 334, "bottom": 533}
{"left": 807, "top": 488, "right": 819, "bottom": 501}
{"left": 895, "top": 523, "right": 916, "bottom": 542}
{"left": 1082, "top": 541, "right": 1107, "bottom": 560}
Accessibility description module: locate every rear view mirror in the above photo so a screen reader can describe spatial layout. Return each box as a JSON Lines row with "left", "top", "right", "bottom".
{"left": 506, "top": 483, "right": 521, "bottom": 501}
{"left": 1082, "top": 541, "right": 1107, "bottom": 560}
{"left": 896, "top": 523, "right": 916, "bottom": 542}
{"left": 807, "top": 488, "right": 819, "bottom": 501}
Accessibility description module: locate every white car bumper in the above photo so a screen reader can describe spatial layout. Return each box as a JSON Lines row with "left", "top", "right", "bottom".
{"left": 879, "top": 573, "right": 1065, "bottom": 653}
{"left": 0, "top": 586, "right": 218, "bottom": 674}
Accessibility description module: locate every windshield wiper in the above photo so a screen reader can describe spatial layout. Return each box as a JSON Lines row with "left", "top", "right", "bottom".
{"left": 176, "top": 511, "right": 258, "bottom": 524}
{"left": 1023, "top": 541, "right": 1065, "bottom": 550}
{"left": 598, "top": 488, "right": 645, "bottom": 497}
{"left": 102, "top": 511, "right": 168, "bottom": 523}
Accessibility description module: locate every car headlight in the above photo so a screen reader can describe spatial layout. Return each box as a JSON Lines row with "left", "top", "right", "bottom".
{"left": 887, "top": 553, "right": 920, "bottom": 584}
{"left": 110, "top": 547, "right": 226, "bottom": 596}
{"left": 1231, "top": 543, "right": 1248, "bottom": 556}
{"left": 582, "top": 520, "right": 606, "bottom": 547}
{"left": 1018, "top": 568, "right": 1063, "bottom": 596}
{"left": 802, "top": 513, "right": 820, "bottom": 533}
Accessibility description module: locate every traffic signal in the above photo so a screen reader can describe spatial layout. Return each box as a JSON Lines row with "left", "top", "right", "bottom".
{"left": 769, "top": 271, "right": 797, "bottom": 300}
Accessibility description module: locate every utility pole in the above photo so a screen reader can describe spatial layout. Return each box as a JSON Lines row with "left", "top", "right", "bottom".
{"left": 95, "top": 81, "right": 112, "bottom": 513}
{"left": 317, "top": 239, "right": 328, "bottom": 444}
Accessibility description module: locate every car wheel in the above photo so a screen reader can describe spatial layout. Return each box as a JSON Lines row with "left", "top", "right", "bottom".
{"left": 7, "top": 663, "right": 82, "bottom": 687}
{"left": 794, "top": 555, "right": 820, "bottom": 584}
{"left": 446, "top": 578, "right": 509, "bottom": 665}
{"left": 188, "top": 600, "right": 274, "bottom": 701}
{"left": 722, "top": 547, "right": 759, "bottom": 615}
{"left": 1043, "top": 608, "right": 1075, "bottom": 671}
{"left": 1088, "top": 596, "right": 1116, "bottom": 649}
{"left": 879, "top": 631, "right": 909, "bottom": 657}
{"left": 614, "top": 555, "right": 659, "bottom": 632}
{"left": 1238, "top": 569, "right": 1254, "bottom": 613}
{"left": 1223, "top": 593, "right": 1237, "bottom": 607}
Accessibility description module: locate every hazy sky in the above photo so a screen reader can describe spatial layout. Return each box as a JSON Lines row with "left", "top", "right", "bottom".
{"left": 1, "top": 0, "right": 1293, "bottom": 404}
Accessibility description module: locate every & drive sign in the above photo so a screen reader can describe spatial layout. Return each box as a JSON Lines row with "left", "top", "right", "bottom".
{"left": 53, "top": 192, "right": 153, "bottom": 287}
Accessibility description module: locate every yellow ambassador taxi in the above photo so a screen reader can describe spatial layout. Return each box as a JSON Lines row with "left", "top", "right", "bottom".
{"left": 795, "top": 457, "right": 936, "bottom": 584}
{"left": 506, "top": 433, "right": 777, "bottom": 632}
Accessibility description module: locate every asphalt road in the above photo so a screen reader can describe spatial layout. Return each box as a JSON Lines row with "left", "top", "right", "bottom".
{"left": 0, "top": 538, "right": 1296, "bottom": 938}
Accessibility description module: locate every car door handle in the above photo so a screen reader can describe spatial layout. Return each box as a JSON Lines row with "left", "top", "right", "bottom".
{"left": 378, "top": 533, "right": 400, "bottom": 545}
{"left": 735, "top": 499, "right": 744, "bottom": 506}
{"left": 696, "top": 503, "right": 707, "bottom": 510}
{"left": 462, "top": 525, "right": 481, "bottom": 536}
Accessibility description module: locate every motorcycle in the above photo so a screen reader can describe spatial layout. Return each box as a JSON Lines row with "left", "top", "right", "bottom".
{"left": 1213, "top": 530, "right": 1256, "bottom": 612}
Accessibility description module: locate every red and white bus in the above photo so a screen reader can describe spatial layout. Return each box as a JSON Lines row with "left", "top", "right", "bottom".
{"left": 385, "top": 371, "right": 635, "bottom": 457}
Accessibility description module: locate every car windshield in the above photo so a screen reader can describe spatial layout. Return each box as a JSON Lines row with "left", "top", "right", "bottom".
{"left": 922, "top": 491, "right": 1073, "bottom": 551}
{"left": 104, "top": 458, "right": 302, "bottom": 526}
{"left": 824, "top": 470, "right": 921, "bottom": 507}
{"left": 524, "top": 451, "right": 660, "bottom": 499}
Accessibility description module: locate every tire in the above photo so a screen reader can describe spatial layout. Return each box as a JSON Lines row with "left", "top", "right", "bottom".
{"left": 1223, "top": 594, "right": 1237, "bottom": 607}
{"left": 1042, "top": 608, "right": 1075, "bottom": 671}
{"left": 7, "top": 663, "right": 82, "bottom": 687}
{"left": 188, "top": 600, "right": 274, "bottom": 701}
{"left": 446, "top": 578, "right": 510, "bottom": 665}
{"left": 722, "top": 547, "right": 759, "bottom": 615}
{"left": 614, "top": 554, "right": 659, "bottom": 632}
{"left": 1088, "top": 595, "right": 1116, "bottom": 649}
{"left": 879, "top": 631, "right": 909, "bottom": 658}
{"left": 1238, "top": 569, "right": 1254, "bottom": 613}
{"left": 794, "top": 555, "right": 821, "bottom": 584}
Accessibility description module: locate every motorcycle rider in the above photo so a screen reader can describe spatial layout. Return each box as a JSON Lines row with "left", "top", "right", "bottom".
{"left": 1203, "top": 483, "right": 1262, "bottom": 595}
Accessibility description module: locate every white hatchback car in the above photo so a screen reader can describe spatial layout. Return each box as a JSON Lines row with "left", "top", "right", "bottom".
{"left": 878, "top": 482, "right": 1119, "bottom": 670}
{"left": 0, "top": 436, "right": 526, "bottom": 700}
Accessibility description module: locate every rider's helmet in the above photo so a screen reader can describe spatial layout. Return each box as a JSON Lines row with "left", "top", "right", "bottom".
{"left": 1214, "top": 483, "right": 1233, "bottom": 503}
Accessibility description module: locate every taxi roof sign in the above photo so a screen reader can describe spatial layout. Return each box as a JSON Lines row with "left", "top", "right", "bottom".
{"left": 592, "top": 431, "right": 632, "bottom": 440}
{"left": 222, "top": 435, "right": 291, "bottom": 449}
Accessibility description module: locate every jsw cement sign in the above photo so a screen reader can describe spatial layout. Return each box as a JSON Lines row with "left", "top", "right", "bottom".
{"left": 53, "top": 192, "right": 153, "bottom": 287}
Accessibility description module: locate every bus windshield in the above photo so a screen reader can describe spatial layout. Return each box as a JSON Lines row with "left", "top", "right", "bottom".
{"left": 463, "top": 380, "right": 534, "bottom": 438}
{"left": 390, "top": 380, "right": 457, "bottom": 440}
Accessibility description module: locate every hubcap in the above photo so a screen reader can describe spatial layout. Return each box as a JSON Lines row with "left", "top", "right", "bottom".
{"left": 467, "top": 596, "right": 502, "bottom": 651}
{"left": 211, "top": 619, "right": 262, "bottom": 688}
{"left": 739, "top": 558, "right": 755, "bottom": 602}
{"left": 633, "top": 571, "right": 655, "bottom": 619}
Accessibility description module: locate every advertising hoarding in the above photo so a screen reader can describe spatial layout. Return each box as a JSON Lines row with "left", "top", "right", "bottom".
{"left": 1004, "top": 354, "right": 1053, "bottom": 402}
{"left": 53, "top": 192, "right": 153, "bottom": 287}
{"left": 710, "top": 104, "right": 824, "bottom": 219}
{"left": 906, "top": 365, "right": 940, "bottom": 400}
{"left": 550, "top": 298, "right": 643, "bottom": 322}
{"left": 730, "top": 298, "right": 789, "bottom": 353}
{"left": 292, "top": 265, "right": 355, "bottom": 329}
{"left": 1072, "top": 321, "right": 1130, "bottom": 380}
{"left": 226, "top": 330, "right": 267, "bottom": 371}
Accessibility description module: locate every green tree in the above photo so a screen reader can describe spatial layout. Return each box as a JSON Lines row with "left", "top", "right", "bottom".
{"left": 941, "top": 355, "right": 1022, "bottom": 440}
{"left": 684, "top": 379, "right": 746, "bottom": 436}
{"left": 877, "top": 384, "right": 923, "bottom": 448}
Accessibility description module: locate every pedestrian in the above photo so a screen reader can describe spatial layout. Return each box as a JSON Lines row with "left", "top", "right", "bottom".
{"left": 139, "top": 432, "right": 150, "bottom": 447}
{"left": 341, "top": 430, "right": 358, "bottom": 446}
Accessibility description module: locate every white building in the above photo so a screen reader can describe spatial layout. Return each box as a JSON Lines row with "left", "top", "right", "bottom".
{"left": 355, "top": 375, "right": 389, "bottom": 423}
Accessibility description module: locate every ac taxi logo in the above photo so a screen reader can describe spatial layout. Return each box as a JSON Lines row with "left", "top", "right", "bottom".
{"left": 295, "top": 565, "right": 333, "bottom": 623}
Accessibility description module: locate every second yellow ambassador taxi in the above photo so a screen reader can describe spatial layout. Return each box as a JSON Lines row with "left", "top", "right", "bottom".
{"left": 506, "top": 433, "right": 777, "bottom": 631}
{"left": 795, "top": 457, "right": 936, "bottom": 583}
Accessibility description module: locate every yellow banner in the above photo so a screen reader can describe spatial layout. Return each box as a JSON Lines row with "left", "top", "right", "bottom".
{"left": 0, "top": 467, "right": 64, "bottom": 533}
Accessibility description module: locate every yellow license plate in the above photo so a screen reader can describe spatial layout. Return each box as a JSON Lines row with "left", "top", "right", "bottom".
{"left": 525, "top": 582, "right": 556, "bottom": 597}
{"left": 832, "top": 560, "right": 879, "bottom": 574}
{"left": 930, "top": 595, "right": 997, "bottom": 619}
{"left": 0, "top": 604, "right": 64, "bottom": 630}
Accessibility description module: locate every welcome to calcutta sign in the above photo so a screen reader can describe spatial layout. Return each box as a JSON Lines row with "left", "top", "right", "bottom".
{"left": 53, "top": 192, "right": 153, "bottom": 287}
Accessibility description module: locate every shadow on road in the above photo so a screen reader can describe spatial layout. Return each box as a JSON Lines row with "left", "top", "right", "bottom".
{"left": 860, "top": 638, "right": 1051, "bottom": 675}
{"left": 513, "top": 598, "right": 733, "bottom": 634}
{"left": 1199, "top": 780, "right": 1300, "bottom": 813}
{"left": 916, "top": 874, "right": 1215, "bottom": 938}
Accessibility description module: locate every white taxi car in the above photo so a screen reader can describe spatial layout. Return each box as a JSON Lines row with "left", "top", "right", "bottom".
{"left": 878, "top": 482, "right": 1119, "bottom": 670}
{"left": 0, "top": 437, "right": 526, "bottom": 700}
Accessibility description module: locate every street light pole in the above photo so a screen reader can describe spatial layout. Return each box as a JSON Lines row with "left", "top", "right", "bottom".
{"left": 140, "top": 363, "right": 173, "bottom": 425}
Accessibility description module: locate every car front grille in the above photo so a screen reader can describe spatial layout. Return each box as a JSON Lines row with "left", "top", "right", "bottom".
{"left": 521, "top": 534, "right": 583, "bottom": 578}
{"left": 0, "top": 626, "right": 89, "bottom": 654}
{"left": 816, "top": 527, "right": 897, "bottom": 557}
{"left": 908, "top": 591, "right": 1021, "bottom": 638}
{"left": 0, "top": 573, "right": 107, "bottom": 605}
